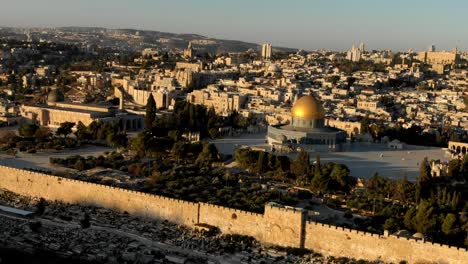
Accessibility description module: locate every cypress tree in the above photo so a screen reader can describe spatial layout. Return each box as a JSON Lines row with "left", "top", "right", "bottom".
{"left": 314, "top": 154, "right": 322, "bottom": 176}
{"left": 145, "top": 94, "right": 157, "bottom": 129}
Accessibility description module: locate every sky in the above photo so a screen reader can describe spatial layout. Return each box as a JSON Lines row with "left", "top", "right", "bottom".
{"left": 0, "top": 0, "right": 467, "bottom": 51}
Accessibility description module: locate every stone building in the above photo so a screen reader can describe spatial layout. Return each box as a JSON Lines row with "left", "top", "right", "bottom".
{"left": 187, "top": 85, "right": 246, "bottom": 115}
{"left": 267, "top": 95, "right": 346, "bottom": 152}
{"left": 183, "top": 42, "right": 194, "bottom": 59}
{"left": 326, "top": 119, "right": 361, "bottom": 138}
{"left": 417, "top": 48, "right": 459, "bottom": 66}
{"left": 21, "top": 89, "right": 143, "bottom": 131}
{"left": 357, "top": 100, "right": 380, "bottom": 111}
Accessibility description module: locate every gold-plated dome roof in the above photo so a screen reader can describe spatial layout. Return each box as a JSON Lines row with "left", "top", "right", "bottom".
{"left": 291, "top": 95, "right": 325, "bottom": 119}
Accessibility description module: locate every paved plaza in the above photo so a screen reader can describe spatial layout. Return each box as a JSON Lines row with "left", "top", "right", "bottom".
{"left": 0, "top": 134, "right": 450, "bottom": 181}
{"left": 0, "top": 145, "right": 112, "bottom": 172}
{"left": 210, "top": 133, "right": 450, "bottom": 181}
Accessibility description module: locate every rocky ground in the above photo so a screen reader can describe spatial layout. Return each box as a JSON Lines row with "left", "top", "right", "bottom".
{"left": 0, "top": 189, "right": 384, "bottom": 264}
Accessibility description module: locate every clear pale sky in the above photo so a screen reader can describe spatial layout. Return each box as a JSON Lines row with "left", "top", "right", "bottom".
{"left": 0, "top": 0, "right": 466, "bottom": 51}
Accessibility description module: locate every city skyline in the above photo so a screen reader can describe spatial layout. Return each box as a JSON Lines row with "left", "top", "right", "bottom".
{"left": 0, "top": 0, "right": 467, "bottom": 51}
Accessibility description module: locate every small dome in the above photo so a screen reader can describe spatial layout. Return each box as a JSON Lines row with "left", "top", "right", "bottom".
{"left": 412, "top": 233, "right": 425, "bottom": 239}
{"left": 291, "top": 95, "right": 325, "bottom": 119}
{"left": 267, "top": 64, "right": 281, "bottom": 72}
{"left": 47, "top": 89, "right": 64, "bottom": 103}
{"left": 394, "top": 230, "right": 412, "bottom": 238}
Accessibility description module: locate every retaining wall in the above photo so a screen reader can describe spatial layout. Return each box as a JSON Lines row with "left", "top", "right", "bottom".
{"left": 0, "top": 165, "right": 467, "bottom": 263}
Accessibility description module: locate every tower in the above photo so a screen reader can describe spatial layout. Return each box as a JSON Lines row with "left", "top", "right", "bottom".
{"left": 261, "top": 43, "right": 272, "bottom": 60}
{"left": 183, "top": 42, "right": 194, "bottom": 59}
{"left": 428, "top": 45, "right": 436, "bottom": 52}
{"left": 359, "top": 42, "right": 365, "bottom": 52}
{"left": 262, "top": 203, "right": 307, "bottom": 248}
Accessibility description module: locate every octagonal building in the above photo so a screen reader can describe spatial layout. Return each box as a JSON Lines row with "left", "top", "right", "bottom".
{"left": 267, "top": 95, "right": 346, "bottom": 152}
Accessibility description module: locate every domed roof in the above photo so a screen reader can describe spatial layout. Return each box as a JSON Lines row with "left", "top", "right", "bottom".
{"left": 47, "top": 89, "right": 64, "bottom": 103}
{"left": 291, "top": 95, "right": 325, "bottom": 119}
{"left": 267, "top": 64, "right": 281, "bottom": 72}
{"left": 412, "top": 233, "right": 425, "bottom": 239}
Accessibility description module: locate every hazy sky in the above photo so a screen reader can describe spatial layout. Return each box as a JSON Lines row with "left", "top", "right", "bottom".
{"left": 0, "top": 0, "right": 466, "bottom": 51}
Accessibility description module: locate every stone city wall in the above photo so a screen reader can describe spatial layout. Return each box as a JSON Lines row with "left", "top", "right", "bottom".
{"left": 0, "top": 165, "right": 467, "bottom": 263}
{"left": 304, "top": 221, "right": 468, "bottom": 264}
{"left": 0, "top": 165, "right": 199, "bottom": 226}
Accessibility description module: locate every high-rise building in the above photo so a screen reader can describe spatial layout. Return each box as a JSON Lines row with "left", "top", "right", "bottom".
{"left": 428, "top": 45, "right": 436, "bottom": 52}
{"left": 359, "top": 42, "right": 365, "bottom": 52}
{"left": 261, "top": 43, "right": 272, "bottom": 60}
{"left": 346, "top": 43, "right": 364, "bottom": 62}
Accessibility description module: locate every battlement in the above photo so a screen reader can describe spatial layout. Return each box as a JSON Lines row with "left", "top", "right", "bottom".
{"left": 307, "top": 220, "right": 383, "bottom": 238}
{"left": 198, "top": 202, "right": 263, "bottom": 217}
{"left": 265, "top": 202, "right": 306, "bottom": 213}
{"left": 0, "top": 165, "right": 467, "bottom": 263}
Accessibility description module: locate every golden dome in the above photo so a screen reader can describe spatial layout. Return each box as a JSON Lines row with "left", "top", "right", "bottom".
{"left": 291, "top": 95, "right": 325, "bottom": 119}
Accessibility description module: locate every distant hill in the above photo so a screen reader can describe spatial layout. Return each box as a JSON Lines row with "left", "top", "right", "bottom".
{"left": 55, "top": 27, "right": 297, "bottom": 54}
{"left": 0, "top": 26, "right": 297, "bottom": 53}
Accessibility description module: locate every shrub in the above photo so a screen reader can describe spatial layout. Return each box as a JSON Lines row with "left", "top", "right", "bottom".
{"left": 80, "top": 213, "right": 91, "bottom": 228}
{"left": 35, "top": 198, "right": 47, "bottom": 215}
{"left": 29, "top": 221, "right": 42, "bottom": 232}
{"left": 343, "top": 210, "right": 353, "bottom": 219}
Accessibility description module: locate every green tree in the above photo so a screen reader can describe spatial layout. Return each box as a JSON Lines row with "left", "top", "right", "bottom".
{"left": 106, "top": 133, "right": 128, "bottom": 148}
{"left": 74, "top": 159, "right": 86, "bottom": 171}
{"left": 394, "top": 175, "right": 414, "bottom": 204}
{"left": 412, "top": 200, "right": 437, "bottom": 234}
{"left": 56, "top": 122, "right": 75, "bottom": 137}
{"left": 235, "top": 148, "right": 259, "bottom": 171}
{"left": 172, "top": 141, "right": 190, "bottom": 160}
{"left": 447, "top": 159, "right": 461, "bottom": 178}
{"left": 145, "top": 94, "right": 157, "bottom": 129}
{"left": 130, "top": 132, "right": 149, "bottom": 157}
{"left": 274, "top": 155, "right": 291, "bottom": 173}
{"left": 311, "top": 171, "right": 329, "bottom": 193}
{"left": 74, "top": 121, "right": 90, "bottom": 140}
{"left": 404, "top": 207, "right": 417, "bottom": 230}
{"left": 360, "top": 115, "right": 371, "bottom": 134}
{"left": 207, "top": 106, "right": 219, "bottom": 128}
{"left": 314, "top": 154, "right": 321, "bottom": 176}
{"left": 441, "top": 213, "right": 457, "bottom": 236}
{"left": 383, "top": 218, "right": 399, "bottom": 232}
{"left": 208, "top": 127, "right": 220, "bottom": 139}
{"left": 416, "top": 157, "right": 432, "bottom": 201}
{"left": 34, "top": 127, "right": 52, "bottom": 140}
{"left": 366, "top": 173, "right": 391, "bottom": 199}
{"left": 291, "top": 149, "right": 311, "bottom": 183}
{"left": 255, "top": 151, "right": 269, "bottom": 174}
{"left": 329, "top": 163, "right": 352, "bottom": 192}
{"left": 196, "top": 143, "right": 219, "bottom": 168}
{"left": 168, "top": 130, "right": 181, "bottom": 141}
{"left": 18, "top": 123, "right": 39, "bottom": 137}
{"left": 461, "top": 155, "right": 468, "bottom": 180}
{"left": 418, "top": 157, "right": 432, "bottom": 181}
